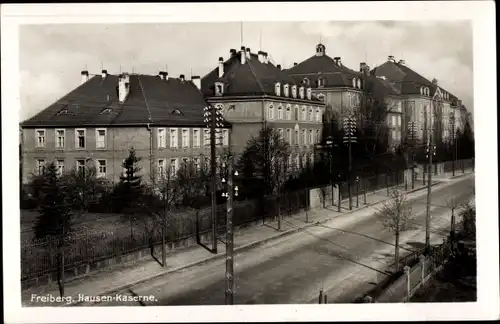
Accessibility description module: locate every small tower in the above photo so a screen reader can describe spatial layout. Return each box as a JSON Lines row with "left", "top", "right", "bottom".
{"left": 315, "top": 43, "right": 326, "bottom": 56}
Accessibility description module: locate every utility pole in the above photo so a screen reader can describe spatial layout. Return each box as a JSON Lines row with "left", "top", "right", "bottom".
{"left": 407, "top": 121, "right": 417, "bottom": 190}
{"left": 343, "top": 115, "right": 357, "bottom": 210}
{"left": 204, "top": 104, "right": 224, "bottom": 254}
{"left": 222, "top": 151, "right": 238, "bottom": 305}
{"left": 449, "top": 112, "right": 456, "bottom": 176}
{"left": 425, "top": 103, "right": 436, "bottom": 253}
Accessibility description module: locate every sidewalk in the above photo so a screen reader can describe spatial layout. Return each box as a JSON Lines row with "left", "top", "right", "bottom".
{"left": 22, "top": 172, "right": 473, "bottom": 306}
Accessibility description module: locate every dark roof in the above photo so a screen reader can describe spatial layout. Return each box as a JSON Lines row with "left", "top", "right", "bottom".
{"left": 369, "top": 76, "right": 401, "bottom": 97}
{"left": 372, "top": 60, "right": 459, "bottom": 101}
{"left": 201, "top": 51, "right": 322, "bottom": 103}
{"left": 285, "top": 51, "right": 362, "bottom": 89}
{"left": 20, "top": 74, "right": 225, "bottom": 128}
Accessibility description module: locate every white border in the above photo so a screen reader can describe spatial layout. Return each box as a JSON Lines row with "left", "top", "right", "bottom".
{"left": 2, "top": 1, "right": 498, "bottom": 323}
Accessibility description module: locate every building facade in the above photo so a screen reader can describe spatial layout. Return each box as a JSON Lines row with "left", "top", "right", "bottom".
{"left": 20, "top": 70, "right": 230, "bottom": 184}
{"left": 201, "top": 46, "right": 326, "bottom": 171}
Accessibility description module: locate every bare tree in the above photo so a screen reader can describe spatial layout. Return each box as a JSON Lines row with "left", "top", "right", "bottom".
{"left": 375, "top": 189, "right": 413, "bottom": 271}
{"left": 446, "top": 196, "right": 462, "bottom": 240}
{"left": 177, "top": 159, "right": 206, "bottom": 207}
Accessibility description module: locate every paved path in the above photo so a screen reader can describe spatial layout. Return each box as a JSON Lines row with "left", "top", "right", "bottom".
{"left": 22, "top": 171, "right": 474, "bottom": 306}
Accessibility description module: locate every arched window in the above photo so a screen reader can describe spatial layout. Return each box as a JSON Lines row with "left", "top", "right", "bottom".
{"left": 286, "top": 105, "right": 292, "bottom": 120}
{"left": 275, "top": 83, "right": 281, "bottom": 96}
{"left": 308, "top": 108, "right": 313, "bottom": 121}
{"left": 283, "top": 84, "right": 289, "bottom": 97}
{"left": 268, "top": 104, "right": 274, "bottom": 120}
{"left": 306, "top": 88, "right": 312, "bottom": 100}
{"left": 299, "top": 87, "right": 305, "bottom": 99}
{"left": 303, "top": 78, "right": 310, "bottom": 86}
{"left": 294, "top": 105, "right": 299, "bottom": 121}
{"left": 291, "top": 85, "right": 297, "bottom": 98}
{"left": 317, "top": 77, "right": 324, "bottom": 88}
{"left": 317, "top": 93, "right": 325, "bottom": 101}
{"left": 315, "top": 108, "right": 321, "bottom": 122}
{"left": 357, "top": 79, "right": 361, "bottom": 89}
{"left": 277, "top": 105, "right": 283, "bottom": 119}
{"left": 352, "top": 78, "right": 357, "bottom": 88}
{"left": 420, "top": 87, "right": 423, "bottom": 95}
{"left": 301, "top": 106, "right": 307, "bottom": 120}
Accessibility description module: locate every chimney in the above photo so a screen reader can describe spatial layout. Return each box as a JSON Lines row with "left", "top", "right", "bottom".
{"left": 101, "top": 69, "right": 108, "bottom": 79}
{"left": 164, "top": 72, "right": 169, "bottom": 81}
{"left": 191, "top": 76, "right": 201, "bottom": 90}
{"left": 80, "top": 70, "right": 89, "bottom": 84}
{"left": 277, "top": 64, "right": 281, "bottom": 70}
{"left": 294, "top": 62, "right": 298, "bottom": 66}
{"left": 388, "top": 55, "right": 395, "bottom": 62}
{"left": 432, "top": 78, "right": 438, "bottom": 85}
{"left": 240, "top": 46, "right": 246, "bottom": 64}
{"left": 337, "top": 57, "right": 342, "bottom": 66}
{"left": 334, "top": 57, "right": 340, "bottom": 65}
{"left": 245, "top": 48, "right": 251, "bottom": 60}
{"left": 118, "top": 73, "right": 130, "bottom": 103}
{"left": 218, "top": 57, "right": 224, "bottom": 78}
{"left": 258, "top": 51, "right": 265, "bottom": 63}
{"left": 158, "top": 71, "right": 165, "bottom": 80}
{"left": 180, "top": 74, "right": 185, "bottom": 82}
{"left": 360, "top": 62, "right": 370, "bottom": 75}
{"left": 398, "top": 59, "right": 405, "bottom": 65}
{"left": 263, "top": 52, "right": 269, "bottom": 64}
{"left": 229, "top": 49, "right": 237, "bottom": 57}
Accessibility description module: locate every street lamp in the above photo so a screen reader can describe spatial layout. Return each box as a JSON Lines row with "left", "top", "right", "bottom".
{"left": 343, "top": 114, "right": 357, "bottom": 210}
{"left": 355, "top": 176, "right": 359, "bottom": 208}
{"left": 407, "top": 121, "right": 417, "bottom": 190}
{"left": 325, "top": 135, "right": 336, "bottom": 207}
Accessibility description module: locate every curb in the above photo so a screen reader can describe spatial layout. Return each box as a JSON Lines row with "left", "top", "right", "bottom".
{"left": 66, "top": 179, "right": 448, "bottom": 306}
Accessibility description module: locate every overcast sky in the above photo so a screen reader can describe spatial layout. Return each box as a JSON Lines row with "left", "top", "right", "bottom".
{"left": 19, "top": 21, "right": 472, "bottom": 121}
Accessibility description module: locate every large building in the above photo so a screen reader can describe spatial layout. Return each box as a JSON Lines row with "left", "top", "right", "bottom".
{"left": 372, "top": 56, "right": 464, "bottom": 144}
{"left": 201, "top": 46, "right": 326, "bottom": 171}
{"left": 285, "top": 43, "right": 404, "bottom": 149}
{"left": 20, "top": 70, "right": 230, "bottom": 184}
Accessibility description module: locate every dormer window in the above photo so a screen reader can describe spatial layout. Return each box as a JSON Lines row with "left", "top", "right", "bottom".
{"left": 299, "top": 87, "right": 305, "bottom": 99}
{"left": 215, "top": 82, "right": 224, "bottom": 96}
{"left": 357, "top": 79, "right": 361, "bottom": 89}
{"left": 306, "top": 88, "right": 312, "bottom": 100}
{"left": 171, "top": 109, "right": 183, "bottom": 116}
{"left": 420, "top": 87, "right": 424, "bottom": 95}
{"left": 57, "top": 109, "right": 69, "bottom": 115}
{"left": 100, "top": 108, "right": 114, "bottom": 115}
{"left": 283, "top": 84, "right": 289, "bottom": 97}
{"left": 291, "top": 85, "right": 297, "bottom": 98}
{"left": 302, "top": 78, "right": 310, "bottom": 86}
{"left": 352, "top": 78, "right": 357, "bottom": 88}
{"left": 317, "top": 77, "right": 325, "bottom": 88}
{"left": 317, "top": 93, "right": 325, "bottom": 102}
{"left": 275, "top": 82, "right": 281, "bottom": 96}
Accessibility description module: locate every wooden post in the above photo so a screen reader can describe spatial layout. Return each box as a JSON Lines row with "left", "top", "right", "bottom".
{"left": 318, "top": 289, "right": 323, "bottom": 304}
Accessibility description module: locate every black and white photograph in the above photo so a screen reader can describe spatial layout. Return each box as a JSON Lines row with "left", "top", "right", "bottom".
{"left": 2, "top": 2, "right": 498, "bottom": 323}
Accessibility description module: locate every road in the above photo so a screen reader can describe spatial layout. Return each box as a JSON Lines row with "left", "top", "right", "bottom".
{"left": 92, "top": 175, "right": 475, "bottom": 306}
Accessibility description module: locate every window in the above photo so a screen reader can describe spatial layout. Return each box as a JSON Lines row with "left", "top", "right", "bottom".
{"left": 309, "top": 129, "right": 313, "bottom": 144}
{"left": 35, "top": 129, "right": 46, "bottom": 148}
{"left": 316, "top": 129, "right": 320, "bottom": 143}
{"left": 301, "top": 106, "right": 307, "bottom": 121}
{"left": 284, "top": 84, "right": 289, "bottom": 97}
{"left": 294, "top": 106, "right": 299, "bottom": 121}
{"left": 204, "top": 129, "right": 210, "bottom": 147}
{"left": 55, "top": 129, "right": 65, "bottom": 149}
{"left": 215, "top": 82, "right": 224, "bottom": 96}
{"left": 56, "top": 159, "right": 65, "bottom": 176}
{"left": 308, "top": 108, "right": 313, "bottom": 121}
{"left": 302, "top": 129, "right": 307, "bottom": 145}
{"left": 223, "top": 129, "right": 229, "bottom": 146}
{"left": 317, "top": 78, "right": 324, "bottom": 88}
{"left": 275, "top": 83, "right": 281, "bottom": 96}
{"left": 182, "top": 128, "right": 189, "bottom": 148}
{"left": 287, "top": 128, "right": 292, "bottom": 144}
{"left": 96, "top": 128, "right": 106, "bottom": 149}
{"left": 352, "top": 78, "right": 357, "bottom": 88}
{"left": 317, "top": 93, "right": 325, "bottom": 101}
{"left": 193, "top": 129, "right": 200, "bottom": 148}
{"left": 75, "top": 129, "right": 86, "bottom": 149}
{"left": 295, "top": 129, "right": 299, "bottom": 145}
{"left": 97, "top": 160, "right": 107, "bottom": 178}
{"left": 170, "top": 128, "right": 178, "bottom": 148}
{"left": 295, "top": 154, "right": 300, "bottom": 169}
{"left": 157, "top": 128, "right": 166, "bottom": 148}
{"left": 302, "top": 78, "right": 310, "bottom": 86}
{"left": 157, "top": 159, "right": 165, "bottom": 178}
{"left": 182, "top": 157, "right": 189, "bottom": 170}
{"left": 299, "top": 87, "right": 305, "bottom": 99}
{"left": 310, "top": 153, "right": 314, "bottom": 166}
{"left": 216, "top": 128, "right": 223, "bottom": 146}
{"left": 268, "top": 105, "right": 274, "bottom": 120}
{"left": 291, "top": 85, "right": 297, "bottom": 98}
{"left": 357, "top": 79, "right": 361, "bottom": 89}
{"left": 36, "top": 159, "right": 45, "bottom": 175}
{"left": 391, "top": 115, "right": 397, "bottom": 127}
{"left": 193, "top": 157, "right": 200, "bottom": 171}
{"left": 278, "top": 128, "right": 284, "bottom": 139}
{"left": 306, "top": 88, "right": 312, "bottom": 100}
{"left": 76, "top": 159, "right": 85, "bottom": 174}
{"left": 397, "top": 116, "right": 401, "bottom": 126}
{"left": 277, "top": 106, "right": 283, "bottom": 119}
{"left": 288, "top": 154, "right": 293, "bottom": 170}
{"left": 315, "top": 109, "right": 321, "bottom": 122}
{"left": 170, "top": 158, "right": 178, "bottom": 177}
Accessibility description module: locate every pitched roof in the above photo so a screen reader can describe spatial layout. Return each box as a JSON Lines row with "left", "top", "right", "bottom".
{"left": 20, "top": 73, "right": 222, "bottom": 128}
{"left": 201, "top": 50, "right": 322, "bottom": 103}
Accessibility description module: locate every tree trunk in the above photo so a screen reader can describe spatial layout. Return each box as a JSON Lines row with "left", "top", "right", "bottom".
{"left": 162, "top": 211, "right": 167, "bottom": 267}
{"left": 450, "top": 208, "right": 455, "bottom": 240}
{"left": 395, "top": 229, "right": 400, "bottom": 272}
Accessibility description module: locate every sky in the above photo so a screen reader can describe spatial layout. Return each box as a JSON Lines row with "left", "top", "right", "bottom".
{"left": 19, "top": 21, "right": 473, "bottom": 121}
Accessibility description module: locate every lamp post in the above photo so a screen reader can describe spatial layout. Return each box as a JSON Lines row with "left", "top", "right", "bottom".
{"left": 449, "top": 112, "right": 456, "bottom": 176}
{"left": 407, "top": 121, "right": 417, "bottom": 190}
{"left": 355, "top": 176, "right": 359, "bottom": 208}
{"left": 343, "top": 114, "right": 357, "bottom": 210}
{"left": 337, "top": 173, "right": 341, "bottom": 212}
{"left": 425, "top": 98, "right": 437, "bottom": 253}
{"left": 203, "top": 104, "right": 225, "bottom": 254}
{"left": 221, "top": 158, "right": 239, "bottom": 305}
{"left": 325, "top": 136, "right": 337, "bottom": 207}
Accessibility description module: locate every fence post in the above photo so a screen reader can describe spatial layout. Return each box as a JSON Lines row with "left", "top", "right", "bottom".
{"left": 305, "top": 187, "right": 309, "bottom": 223}
{"left": 337, "top": 184, "right": 341, "bottom": 212}
{"left": 419, "top": 255, "right": 425, "bottom": 283}
{"left": 404, "top": 265, "right": 411, "bottom": 301}
{"left": 363, "top": 179, "right": 367, "bottom": 204}
{"left": 318, "top": 289, "right": 323, "bottom": 304}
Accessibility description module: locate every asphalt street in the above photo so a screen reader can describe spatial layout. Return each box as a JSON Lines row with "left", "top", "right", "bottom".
{"left": 92, "top": 175, "right": 475, "bottom": 306}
